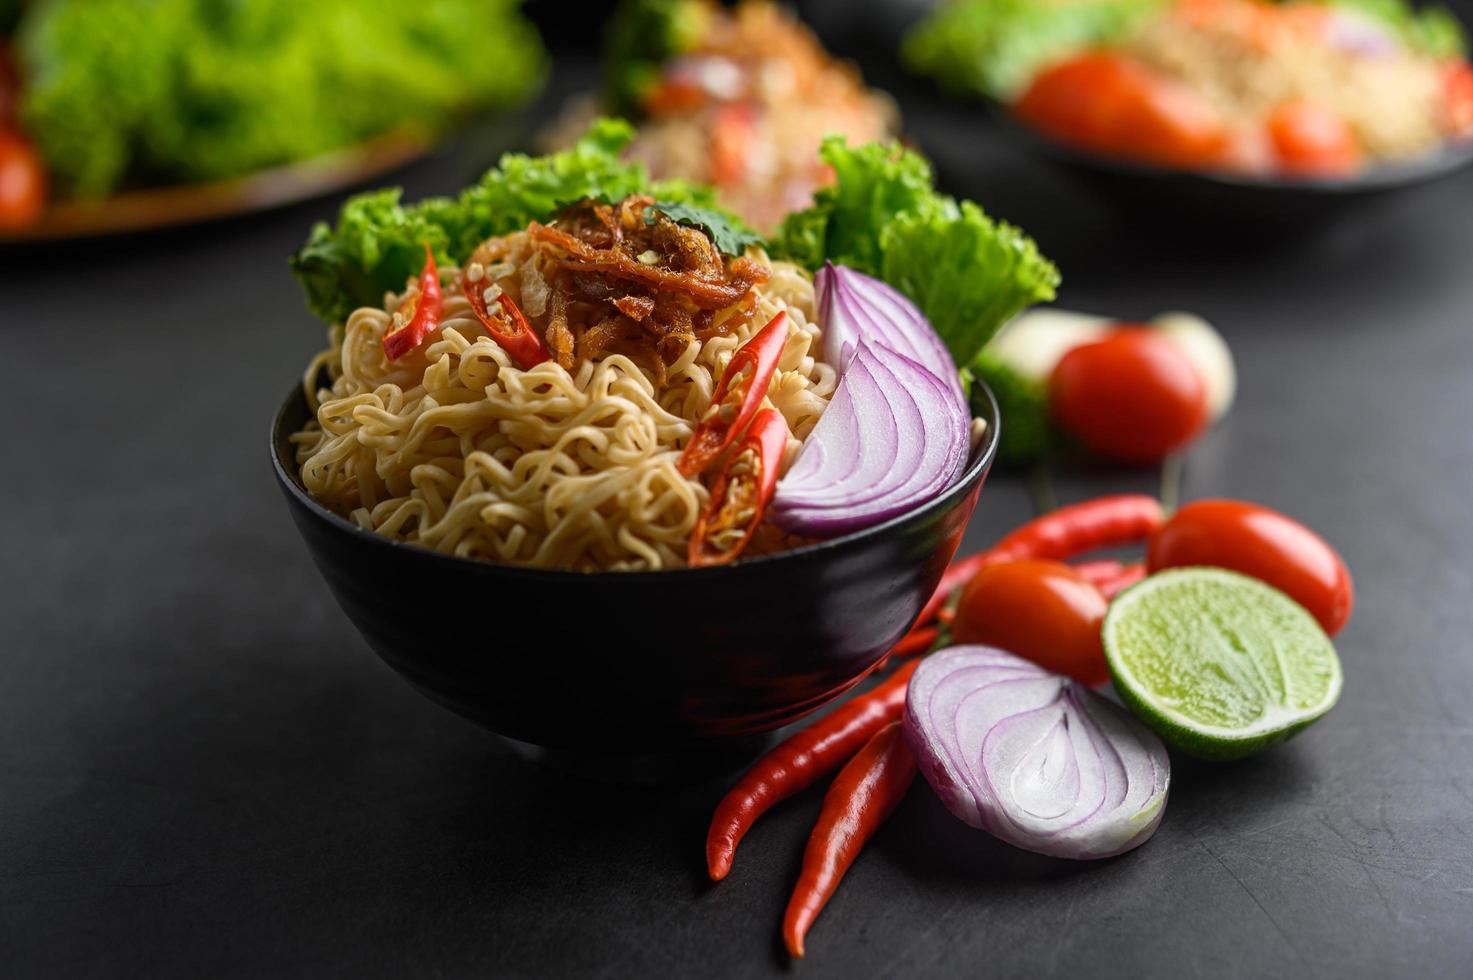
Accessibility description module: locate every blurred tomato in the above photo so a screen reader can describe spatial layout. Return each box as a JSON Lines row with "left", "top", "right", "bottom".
{"left": 1015, "top": 53, "right": 1240, "bottom": 171}
{"left": 952, "top": 560, "right": 1110, "bottom": 686}
{"left": 1444, "top": 62, "right": 1473, "bottom": 137}
{"left": 0, "top": 129, "right": 46, "bottom": 230}
{"left": 1050, "top": 326, "right": 1209, "bottom": 463}
{"left": 1266, "top": 102, "right": 1363, "bottom": 177}
{"left": 1148, "top": 499, "right": 1354, "bottom": 635}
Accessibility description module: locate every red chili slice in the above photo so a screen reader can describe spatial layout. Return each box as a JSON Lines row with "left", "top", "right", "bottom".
{"left": 382, "top": 243, "right": 444, "bottom": 361}
{"left": 688, "top": 408, "right": 789, "bottom": 567}
{"left": 679, "top": 310, "right": 788, "bottom": 477}
{"left": 464, "top": 270, "right": 551, "bottom": 370}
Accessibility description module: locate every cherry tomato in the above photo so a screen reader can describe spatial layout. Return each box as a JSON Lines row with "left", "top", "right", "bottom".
{"left": 1148, "top": 499, "right": 1354, "bottom": 635}
{"left": 1015, "top": 53, "right": 1239, "bottom": 172}
{"left": 1049, "top": 326, "right": 1209, "bottom": 464}
{"left": 1266, "top": 102, "right": 1363, "bottom": 178}
{"left": 1444, "top": 62, "right": 1473, "bottom": 137}
{"left": 0, "top": 128, "right": 46, "bottom": 230}
{"left": 952, "top": 560, "right": 1110, "bottom": 686}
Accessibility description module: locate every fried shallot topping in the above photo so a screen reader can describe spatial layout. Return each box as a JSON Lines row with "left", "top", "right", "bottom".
{"left": 471, "top": 195, "right": 768, "bottom": 375}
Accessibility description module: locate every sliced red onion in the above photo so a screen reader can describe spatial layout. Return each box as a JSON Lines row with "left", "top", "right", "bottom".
{"left": 817, "top": 262, "right": 965, "bottom": 402}
{"left": 769, "top": 341, "right": 968, "bottom": 537}
{"left": 904, "top": 646, "right": 1170, "bottom": 860}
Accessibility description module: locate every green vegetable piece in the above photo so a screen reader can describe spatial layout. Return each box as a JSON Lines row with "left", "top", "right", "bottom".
{"left": 771, "top": 137, "right": 1059, "bottom": 370}
{"left": 968, "top": 348, "right": 1059, "bottom": 465}
{"left": 291, "top": 118, "right": 742, "bottom": 325}
{"left": 604, "top": 0, "right": 711, "bottom": 116}
{"left": 903, "top": 0, "right": 1164, "bottom": 102}
{"left": 647, "top": 200, "right": 764, "bottom": 257}
{"left": 17, "top": 0, "right": 548, "bottom": 198}
{"left": 1103, "top": 567, "right": 1344, "bottom": 761}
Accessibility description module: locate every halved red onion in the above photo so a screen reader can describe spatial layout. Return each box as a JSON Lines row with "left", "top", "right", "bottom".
{"left": 817, "top": 262, "right": 965, "bottom": 402}
{"left": 769, "top": 341, "right": 969, "bottom": 537}
{"left": 904, "top": 646, "right": 1170, "bottom": 860}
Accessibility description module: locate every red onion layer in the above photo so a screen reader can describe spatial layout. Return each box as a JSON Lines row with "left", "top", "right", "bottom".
{"left": 904, "top": 645, "right": 1170, "bottom": 860}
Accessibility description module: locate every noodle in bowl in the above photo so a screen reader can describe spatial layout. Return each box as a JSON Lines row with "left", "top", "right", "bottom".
{"left": 293, "top": 246, "right": 834, "bottom": 571}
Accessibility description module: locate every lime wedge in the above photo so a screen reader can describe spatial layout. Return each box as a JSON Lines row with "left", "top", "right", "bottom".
{"left": 1102, "top": 567, "right": 1343, "bottom": 761}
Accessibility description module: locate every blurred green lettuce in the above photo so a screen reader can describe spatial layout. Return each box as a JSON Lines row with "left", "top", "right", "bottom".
{"left": 903, "top": 0, "right": 1164, "bottom": 102}
{"left": 17, "top": 0, "right": 548, "bottom": 198}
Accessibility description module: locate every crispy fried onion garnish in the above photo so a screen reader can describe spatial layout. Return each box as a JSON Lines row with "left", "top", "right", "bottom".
{"left": 486, "top": 195, "right": 767, "bottom": 375}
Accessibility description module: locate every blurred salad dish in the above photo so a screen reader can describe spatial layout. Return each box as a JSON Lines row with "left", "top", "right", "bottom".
{"left": 905, "top": 0, "right": 1473, "bottom": 179}
{"left": 0, "top": 0, "right": 546, "bottom": 236}
{"left": 545, "top": 0, "right": 898, "bottom": 231}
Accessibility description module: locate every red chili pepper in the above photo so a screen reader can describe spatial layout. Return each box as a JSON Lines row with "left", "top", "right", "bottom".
{"left": 1072, "top": 558, "right": 1128, "bottom": 586}
{"left": 706, "top": 657, "right": 920, "bottom": 882}
{"left": 382, "top": 243, "right": 444, "bottom": 361}
{"left": 1099, "top": 562, "right": 1147, "bottom": 599}
{"left": 710, "top": 103, "right": 757, "bottom": 188}
{"left": 782, "top": 720, "right": 916, "bottom": 959}
{"left": 988, "top": 494, "right": 1165, "bottom": 564}
{"left": 914, "top": 496, "right": 1163, "bottom": 630}
{"left": 678, "top": 311, "right": 788, "bottom": 477}
{"left": 465, "top": 270, "right": 551, "bottom": 370}
{"left": 688, "top": 408, "right": 788, "bottom": 567}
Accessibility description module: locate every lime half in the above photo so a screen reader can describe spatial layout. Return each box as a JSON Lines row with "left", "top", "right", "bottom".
{"left": 1103, "top": 567, "right": 1343, "bottom": 761}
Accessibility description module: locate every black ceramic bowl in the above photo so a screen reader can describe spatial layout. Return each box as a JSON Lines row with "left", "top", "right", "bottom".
{"left": 991, "top": 109, "right": 1473, "bottom": 230}
{"left": 271, "top": 383, "right": 999, "bottom": 760}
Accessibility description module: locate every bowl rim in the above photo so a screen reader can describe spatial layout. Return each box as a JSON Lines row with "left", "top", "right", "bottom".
{"left": 270, "top": 376, "right": 1000, "bottom": 581}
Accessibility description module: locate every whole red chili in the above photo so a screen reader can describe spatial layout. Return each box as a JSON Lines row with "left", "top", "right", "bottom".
{"left": 688, "top": 408, "right": 788, "bottom": 567}
{"left": 382, "top": 243, "right": 444, "bottom": 361}
{"left": 1072, "top": 558, "right": 1128, "bottom": 585}
{"left": 679, "top": 310, "right": 789, "bottom": 477}
{"left": 465, "top": 270, "right": 551, "bottom": 370}
{"left": 988, "top": 494, "right": 1164, "bottom": 564}
{"left": 705, "top": 657, "right": 920, "bottom": 881}
{"left": 914, "top": 496, "right": 1163, "bottom": 630}
{"left": 782, "top": 720, "right": 916, "bottom": 959}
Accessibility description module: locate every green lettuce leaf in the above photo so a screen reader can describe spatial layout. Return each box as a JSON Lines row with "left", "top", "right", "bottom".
{"left": 18, "top": 0, "right": 547, "bottom": 198}
{"left": 770, "top": 137, "right": 1060, "bottom": 368}
{"left": 291, "top": 119, "right": 739, "bottom": 324}
{"left": 902, "top": 0, "right": 1164, "bottom": 102}
{"left": 648, "top": 200, "right": 764, "bottom": 257}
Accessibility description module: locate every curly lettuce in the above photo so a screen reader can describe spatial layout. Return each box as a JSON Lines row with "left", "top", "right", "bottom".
{"left": 902, "top": 0, "right": 1164, "bottom": 102}
{"left": 17, "top": 0, "right": 547, "bottom": 198}
{"left": 291, "top": 119, "right": 735, "bottom": 325}
{"left": 771, "top": 138, "right": 1060, "bottom": 369}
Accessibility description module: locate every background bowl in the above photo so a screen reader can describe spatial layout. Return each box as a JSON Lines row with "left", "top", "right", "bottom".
{"left": 989, "top": 109, "right": 1473, "bottom": 231}
{"left": 271, "top": 382, "right": 999, "bottom": 762}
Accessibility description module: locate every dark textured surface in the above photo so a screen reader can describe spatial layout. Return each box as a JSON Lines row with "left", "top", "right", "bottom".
{"left": 4, "top": 55, "right": 1473, "bottom": 980}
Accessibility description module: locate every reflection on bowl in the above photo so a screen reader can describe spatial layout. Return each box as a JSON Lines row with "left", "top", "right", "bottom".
{"left": 270, "top": 382, "right": 999, "bottom": 757}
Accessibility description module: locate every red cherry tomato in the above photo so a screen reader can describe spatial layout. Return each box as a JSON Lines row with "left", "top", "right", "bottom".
{"left": 952, "top": 560, "right": 1110, "bottom": 686}
{"left": 1147, "top": 499, "right": 1354, "bottom": 635}
{"left": 1266, "top": 102, "right": 1363, "bottom": 178}
{"left": 0, "top": 128, "right": 46, "bottom": 230}
{"left": 1444, "top": 62, "right": 1473, "bottom": 137}
{"left": 1015, "top": 52, "right": 1240, "bottom": 172}
{"left": 1049, "top": 326, "right": 1209, "bottom": 464}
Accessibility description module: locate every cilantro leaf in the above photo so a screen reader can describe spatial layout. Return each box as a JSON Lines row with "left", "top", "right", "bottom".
{"left": 646, "top": 200, "right": 765, "bottom": 257}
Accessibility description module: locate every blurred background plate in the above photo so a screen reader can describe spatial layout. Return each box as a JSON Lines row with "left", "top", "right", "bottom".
{"left": 0, "top": 128, "right": 432, "bottom": 244}
{"left": 987, "top": 109, "right": 1473, "bottom": 230}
